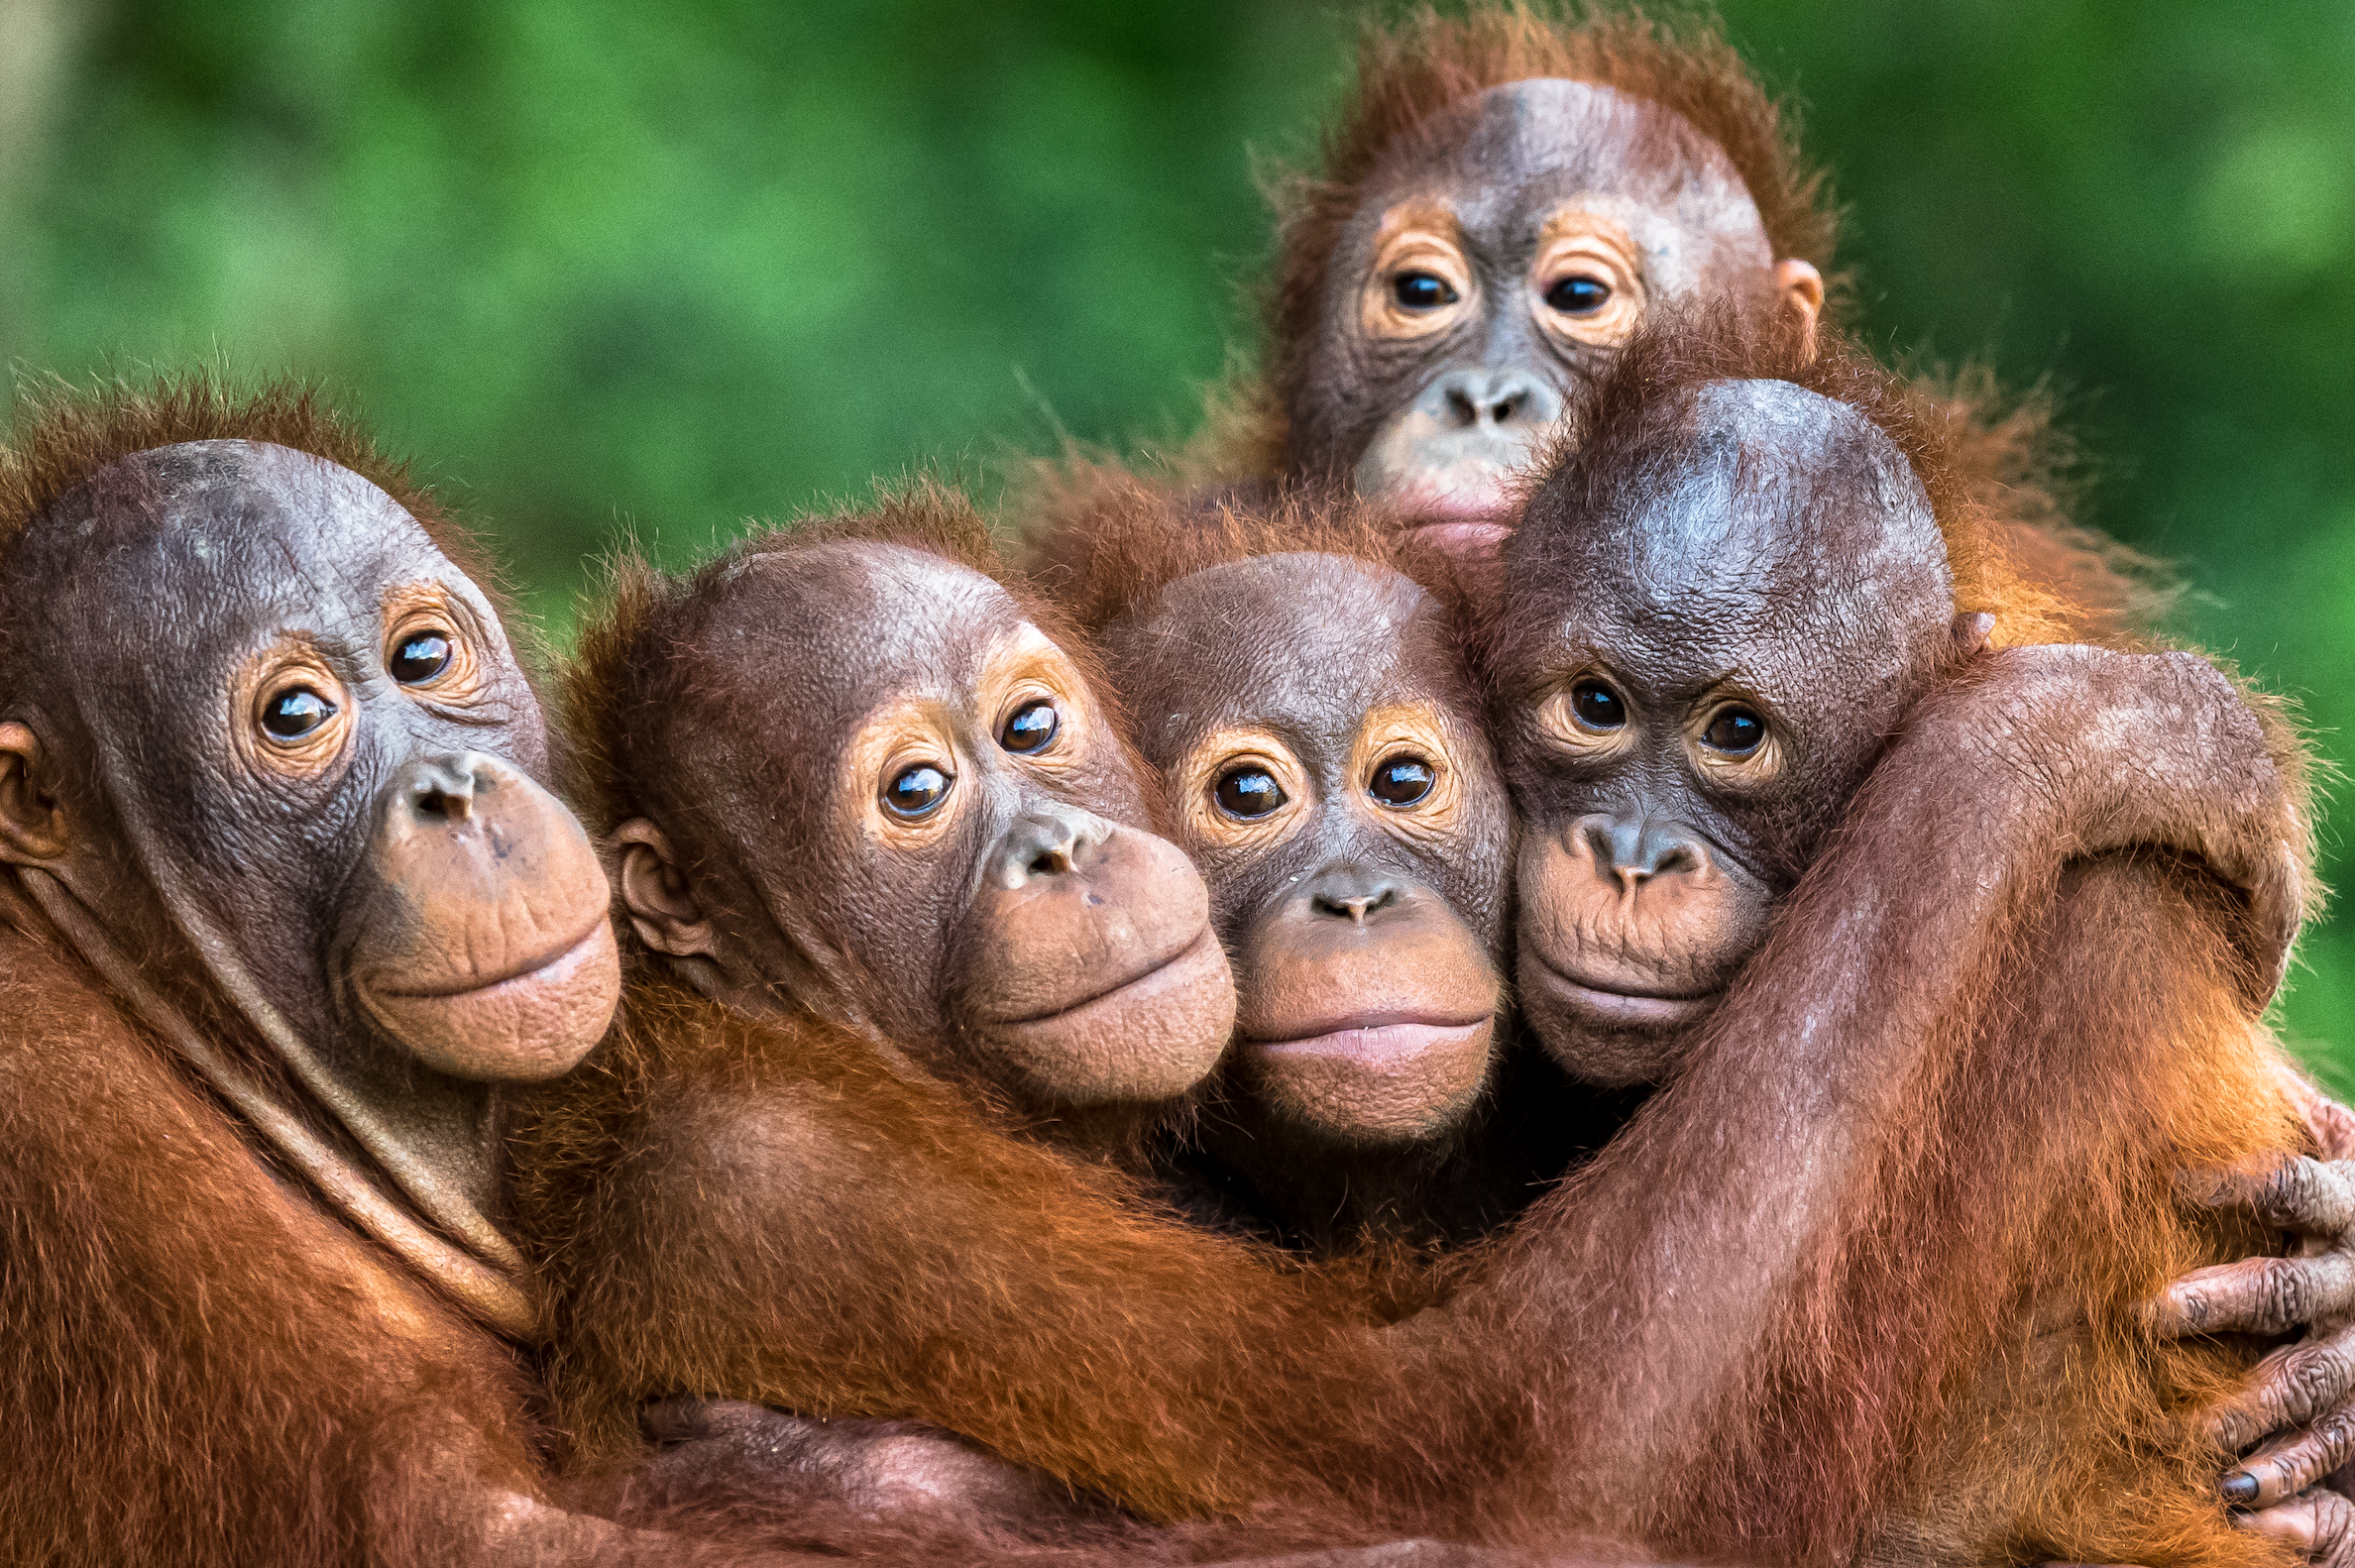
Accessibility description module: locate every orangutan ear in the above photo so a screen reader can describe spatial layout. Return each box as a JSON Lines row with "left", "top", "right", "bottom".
{"left": 1774, "top": 259, "right": 1825, "bottom": 336}
{"left": 0, "top": 723, "right": 71, "bottom": 866}
{"left": 610, "top": 818, "right": 716, "bottom": 958}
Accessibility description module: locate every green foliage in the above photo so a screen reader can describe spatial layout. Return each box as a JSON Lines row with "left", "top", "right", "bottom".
{"left": 3, "top": 0, "right": 2350, "bottom": 1066}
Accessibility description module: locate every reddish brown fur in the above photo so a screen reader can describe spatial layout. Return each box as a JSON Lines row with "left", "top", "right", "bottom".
{"left": 528, "top": 466, "right": 2308, "bottom": 1568}
{"left": 0, "top": 380, "right": 571, "bottom": 1567}
{"left": 0, "top": 902, "right": 553, "bottom": 1565}
{"left": 526, "top": 489, "right": 1523, "bottom": 1526}
{"left": 1455, "top": 307, "right": 2309, "bottom": 1561}
{"left": 513, "top": 976, "right": 1526, "bottom": 1532}
{"left": 1031, "top": 2, "right": 2170, "bottom": 645}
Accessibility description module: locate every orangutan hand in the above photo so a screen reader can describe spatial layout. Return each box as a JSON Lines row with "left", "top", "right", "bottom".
{"left": 2235, "top": 1488, "right": 2355, "bottom": 1568}
{"left": 2155, "top": 1064, "right": 2355, "bottom": 1529}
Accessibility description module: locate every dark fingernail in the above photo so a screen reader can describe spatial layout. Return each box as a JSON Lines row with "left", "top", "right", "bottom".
{"left": 2222, "top": 1471, "right": 2260, "bottom": 1507}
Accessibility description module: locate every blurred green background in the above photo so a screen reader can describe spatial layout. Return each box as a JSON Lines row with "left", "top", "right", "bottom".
{"left": 3, "top": 1, "right": 2350, "bottom": 1073}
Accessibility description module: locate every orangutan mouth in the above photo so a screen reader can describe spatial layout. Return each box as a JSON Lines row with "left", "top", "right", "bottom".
{"left": 1251, "top": 1014, "right": 1495, "bottom": 1068}
{"left": 372, "top": 916, "right": 617, "bottom": 1003}
{"left": 986, "top": 926, "right": 1226, "bottom": 1031}
{"left": 1390, "top": 477, "right": 1517, "bottom": 558}
{"left": 1526, "top": 952, "right": 1722, "bottom": 1031}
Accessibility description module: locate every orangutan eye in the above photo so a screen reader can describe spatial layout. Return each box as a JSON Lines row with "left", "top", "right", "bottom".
{"left": 1000, "top": 700, "right": 1058, "bottom": 755}
{"left": 1701, "top": 705, "right": 1766, "bottom": 754}
{"left": 1368, "top": 756, "right": 1435, "bottom": 808}
{"left": 1569, "top": 679, "right": 1626, "bottom": 730}
{"left": 1214, "top": 766, "right": 1288, "bottom": 820}
{"left": 261, "top": 687, "right": 336, "bottom": 740}
{"left": 1544, "top": 275, "right": 1612, "bottom": 315}
{"left": 1393, "top": 271, "right": 1459, "bottom": 311}
{"left": 884, "top": 764, "right": 952, "bottom": 818}
{"left": 389, "top": 630, "right": 452, "bottom": 685}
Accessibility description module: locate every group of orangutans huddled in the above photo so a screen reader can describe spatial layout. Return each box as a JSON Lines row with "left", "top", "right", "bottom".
{"left": 8, "top": 8, "right": 2355, "bottom": 1567}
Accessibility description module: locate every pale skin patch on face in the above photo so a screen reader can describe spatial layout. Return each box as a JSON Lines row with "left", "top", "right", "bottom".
{"left": 842, "top": 694, "right": 970, "bottom": 855}
{"left": 839, "top": 618, "right": 1111, "bottom": 855}
{"left": 1534, "top": 667, "right": 1639, "bottom": 763}
{"left": 1173, "top": 726, "right": 1314, "bottom": 859}
{"left": 970, "top": 621, "right": 1101, "bottom": 787}
{"left": 1683, "top": 687, "right": 1785, "bottom": 788}
{"left": 231, "top": 633, "right": 356, "bottom": 785}
{"left": 1345, "top": 700, "right": 1470, "bottom": 853}
{"left": 1360, "top": 201, "right": 1479, "bottom": 343}
{"left": 1528, "top": 204, "right": 1650, "bottom": 348}
{"left": 378, "top": 579, "right": 494, "bottom": 713}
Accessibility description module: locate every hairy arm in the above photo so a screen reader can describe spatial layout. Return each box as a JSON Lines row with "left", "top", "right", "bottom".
{"left": 527, "top": 988, "right": 1489, "bottom": 1530}
{"left": 1460, "top": 646, "right": 2303, "bottom": 1549}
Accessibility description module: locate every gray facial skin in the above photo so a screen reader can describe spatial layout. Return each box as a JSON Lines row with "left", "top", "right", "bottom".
{"left": 0, "top": 439, "right": 618, "bottom": 1331}
{"left": 609, "top": 538, "right": 1236, "bottom": 1133}
{"left": 1292, "top": 79, "right": 1788, "bottom": 554}
{"left": 1105, "top": 552, "right": 1519, "bottom": 1249}
{"left": 1494, "top": 380, "right": 1959, "bottom": 1087}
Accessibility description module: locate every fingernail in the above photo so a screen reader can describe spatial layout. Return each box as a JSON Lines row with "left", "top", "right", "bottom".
{"left": 2222, "top": 1471, "right": 2260, "bottom": 1507}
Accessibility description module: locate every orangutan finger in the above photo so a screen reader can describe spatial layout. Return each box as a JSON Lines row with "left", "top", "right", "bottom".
{"left": 2187, "top": 1157, "right": 2355, "bottom": 1239}
{"left": 2222, "top": 1388, "right": 2355, "bottom": 1509}
{"left": 2236, "top": 1486, "right": 2355, "bottom": 1566}
{"left": 2155, "top": 1252, "right": 2355, "bottom": 1338}
{"left": 2210, "top": 1327, "right": 2355, "bottom": 1454}
{"left": 2274, "top": 1061, "right": 2355, "bottom": 1165}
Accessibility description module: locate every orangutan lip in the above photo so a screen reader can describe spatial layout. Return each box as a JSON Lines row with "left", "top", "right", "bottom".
{"left": 1527, "top": 952, "right": 1720, "bottom": 1028}
{"left": 372, "top": 917, "right": 614, "bottom": 1001}
{"left": 1251, "top": 1016, "right": 1493, "bottom": 1066}
{"left": 987, "top": 927, "right": 1222, "bottom": 1028}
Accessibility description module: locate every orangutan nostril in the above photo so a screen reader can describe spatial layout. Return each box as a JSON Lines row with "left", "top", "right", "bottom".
{"left": 414, "top": 785, "right": 473, "bottom": 824}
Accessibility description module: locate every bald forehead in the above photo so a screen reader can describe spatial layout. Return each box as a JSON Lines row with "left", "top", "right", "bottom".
{"left": 1126, "top": 555, "right": 1446, "bottom": 747}
{"left": 29, "top": 439, "right": 456, "bottom": 661}
{"left": 1527, "top": 381, "right": 1951, "bottom": 677}
{"left": 719, "top": 540, "right": 1020, "bottom": 699}
{"left": 1377, "top": 79, "right": 1765, "bottom": 238}
{"left": 1614, "top": 381, "right": 1943, "bottom": 600}
{"left": 65, "top": 438, "right": 434, "bottom": 582}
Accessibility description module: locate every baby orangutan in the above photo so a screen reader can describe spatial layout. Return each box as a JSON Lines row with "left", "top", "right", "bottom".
{"left": 574, "top": 498, "right": 1234, "bottom": 1155}
{"left": 1104, "top": 545, "right": 1511, "bottom": 1254}
{"left": 1068, "top": 515, "right": 1621, "bottom": 1258}
{"left": 521, "top": 478, "right": 2311, "bottom": 1563}
{"left": 1473, "top": 319, "right": 2318, "bottom": 1563}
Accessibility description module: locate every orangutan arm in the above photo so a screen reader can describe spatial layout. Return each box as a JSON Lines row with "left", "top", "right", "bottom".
{"left": 1463, "top": 644, "right": 2302, "bottom": 1541}
{"left": 2161, "top": 1066, "right": 2355, "bottom": 1532}
{"left": 533, "top": 994, "right": 1462, "bottom": 1528}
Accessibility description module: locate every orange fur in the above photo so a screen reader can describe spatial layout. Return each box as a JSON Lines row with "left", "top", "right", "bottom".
{"left": 511, "top": 976, "right": 1521, "bottom": 1533}
{"left": 0, "top": 907, "right": 551, "bottom": 1566}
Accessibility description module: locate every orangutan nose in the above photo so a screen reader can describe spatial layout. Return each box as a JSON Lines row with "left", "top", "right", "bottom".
{"left": 1427, "top": 367, "right": 1563, "bottom": 431}
{"left": 1305, "top": 864, "right": 1406, "bottom": 925}
{"left": 1576, "top": 811, "right": 1710, "bottom": 892}
{"left": 398, "top": 752, "right": 498, "bottom": 827}
{"left": 987, "top": 804, "right": 1113, "bottom": 890}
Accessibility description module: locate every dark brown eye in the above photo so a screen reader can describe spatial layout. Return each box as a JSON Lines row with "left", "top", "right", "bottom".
{"left": 1369, "top": 756, "right": 1435, "bottom": 808}
{"left": 1570, "top": 679, "right": 1625, "bottom": 730}
{"left": 1393, "top": 271, "right": 1459, "bottom": 311}
{"left": 1701, "top": 705, "right": 1765, "bottom": 754}
{"left": 1214, "top": 766, "right": 1288, "bottom": 820}
{"left": 884, "top": 764, "right": 952, "bottom": 818}
{"left": 262, "top": 687, "right": 335, "bottom": 740}
{"left": 1544, "top": 275, "right": 1612, "bottom": 315}
{"left": 390, "top": 631, "right": 452, "bottom": 685}
{"left": 1000, "top": 700, "right": 1058, "bottom": 754}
